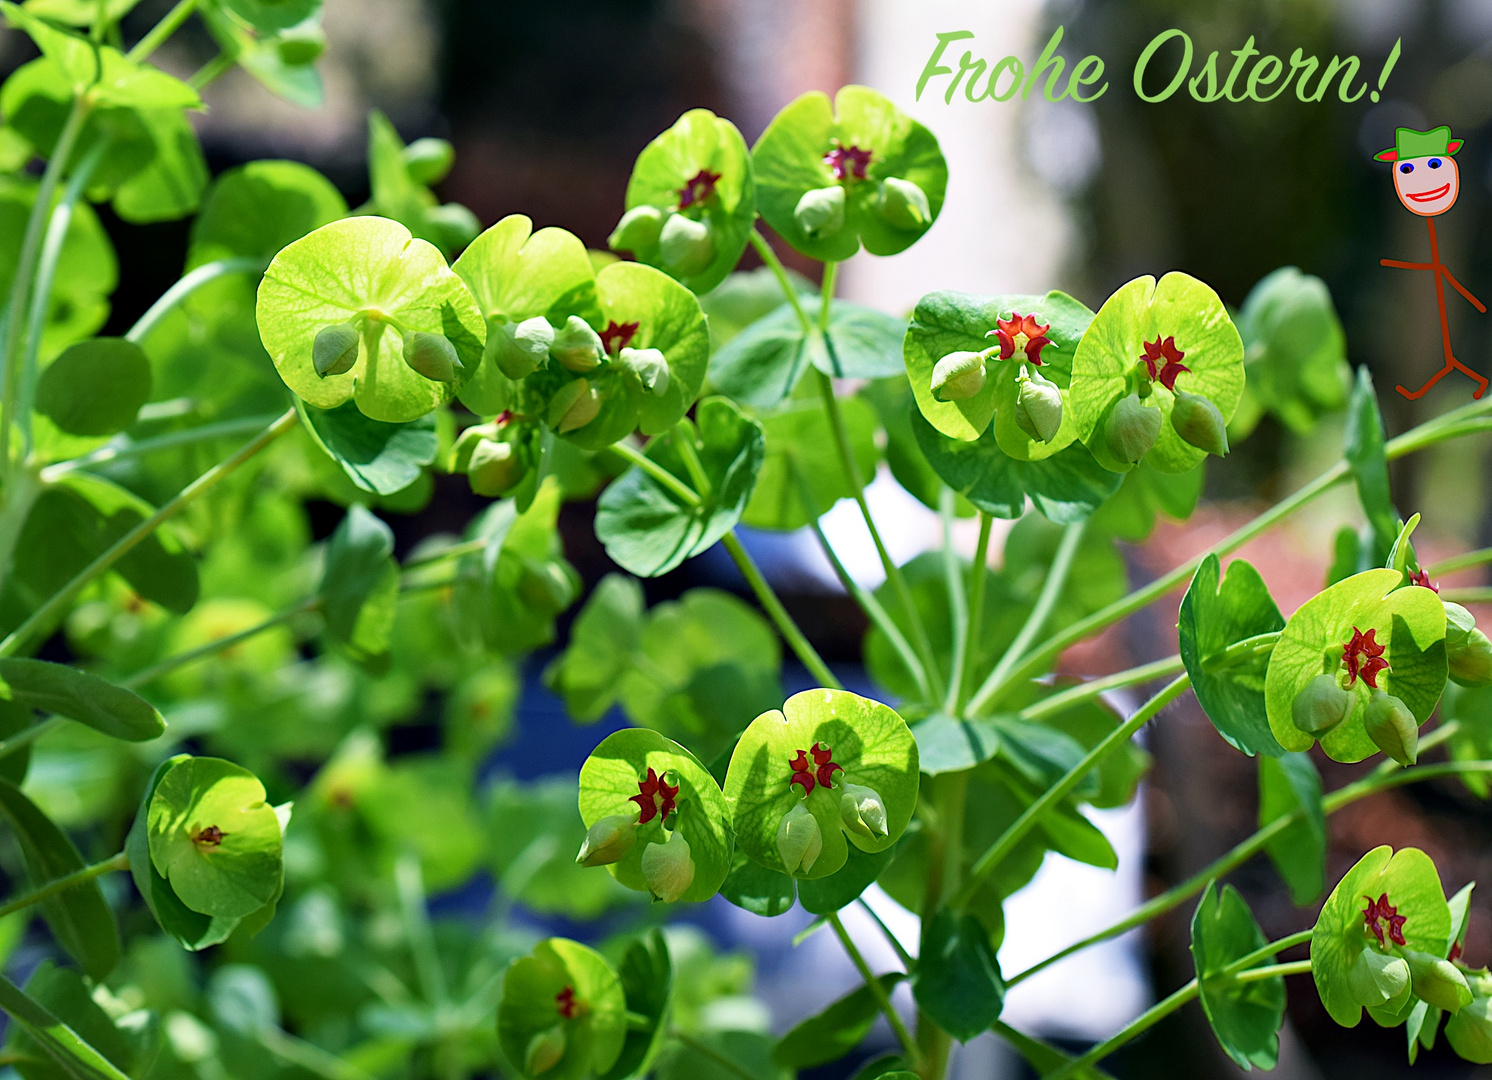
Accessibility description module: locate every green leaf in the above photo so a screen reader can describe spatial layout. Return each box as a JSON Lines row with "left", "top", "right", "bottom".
{"left": 187, "top": 158, "right": 347, "bottom": 268}
{"left": 860, "top": 375, "right": 954, "bottom": 512}
{"left": 6, "top": 960, "right": 133, "bottom": 1080}
{"left": 1344, "top": 367, "right": 1398, "bottom": 562}
{"left": 361, "top": 111, "right": 475, "bottom": 257}
{"left": 797, "top": 841, "right": 897, "bottom": 914}
{"left": 497, "top": 938, "right": 627, "bottom": 1080}
{"left": 600, "top": 931, "right": 672, "bottom": 1080}
{"left": 753, "top": 85, "right": 946, "bottom": 261}
{"left": 0, "top": 658, "right": 162, "bottom": 739}
{"left": 544, "top": 573, "right": 646, "bottom": 723}
{"left": 297, "top": 397, "right": 437, "bottom": 496}
{"left": 699, "top": 267, "right": 814, "bottom": 350}
{"left": 617, "top": 108, "right": 755, "bottom": 295}
{"left": 206, "top": 963, "right": 280, "bottom": 1036}
{"left": 257, "top": 215, "right": 486, "bottom": 423}
{"left": 1042, "top": 696, "right": 1151, "bottom": 809}
{"left": 317, "top": 504, "right": 398, "bottom": 662}
{"left": 220, "top": 0, "right": 321, "bottom": 32}
{"left": 911, "top": 908, "right": 1003, "bottom": 1041}
{"left": 994, "top": 1024, "right": 1109, "bottom": 1080}
{"left": 0, "top": 779, "right": 118, "bottom": 979}
{"left": 594, "top": 397, "right": 764, "bottom": 577}
{"left": 145, "top": 756, "right": 284, "bottom": 919}
{"left": 657, "top": 1030, "right": 784, "bottom": 1080}
{"left": 1190, "top": 882, "right": 1286, "bottom": 1071}
{"left": 1069, "top": 272, "right": 1245, "bottom": 474}
{"left": 0, "top": 969, "right": 130, "bottom": 1080}
{"left": 109, "top": 106, "right": 207, "bottom": 224}
{"left": 34, "top": 338, "right": 150, "bottom": 436}
{"left": 910, "top": 713, "right": 1001, "bottom": 775}
{"left": 742, "top": 395, "right": 879, "bottom": 530}
{"left": 201, "top": 6, "right": 322, "bottom": 107}
{"left": 1177, "top": 555, "right": 1286, "bottom": 757}
{"left": 1443, "top": 681, "right": 1492, "bottom": 798}
{"left": 20, "top": 0, "right": 142, "bottom": 24}
{"left": 719, "top": 848, "right": 797, "bottom": 917}
{"left": 723, "top": 689, "right": 918, "bottom": 879}
{"left": 1090, "top": 459, "right": 1204, "bottom": 542}
{"left": 1265, "top": 568, "right": 1446, "bottom": 762}
{"left": 579, "top": 728, "right": 733, "bottom": 903}
{"left": 1258, "top": 753, "right": 1326, "bottom": 905}
{"left": 1233, "top": 266, "right": 1350, "bottom": 438}
{"left": 911, "top": 410, "right": 1121, "bottom": 523}
{"left": 773, "top": 973, "right": 905, "bottom": 1068}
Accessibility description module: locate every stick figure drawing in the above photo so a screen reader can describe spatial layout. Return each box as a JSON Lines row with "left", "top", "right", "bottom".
{"left": 1375, "top": 126, "right": 1488, "bottom": 400}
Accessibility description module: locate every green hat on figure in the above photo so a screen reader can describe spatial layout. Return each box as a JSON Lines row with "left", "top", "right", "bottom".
{"left": 1375, "top": 126, "right": 1463, "bottom": 163}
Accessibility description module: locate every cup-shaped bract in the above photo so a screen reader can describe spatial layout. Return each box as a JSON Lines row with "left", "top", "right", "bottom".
{"left": 1311, "top": 846, "right": 1452, "bottom": 1027}
{"left": 723, "top": 689, "right": 918, "bottom": 880}
{"left": 257, "top": 216, "right": 486, "bottom": 423}
{"left": 577, "top": 729, "right": 731, "bottom": 903}
{"left": 612, "top": 108, "right": 755, "bottom": 294}
{"left": 497, "top": 938, "right": 626, "bottom": 1080}
{"left": 1447, "top": 970, "right": 1492, "bottom": 1064}
{"left": 754, "top": 85, "right": 946, "bottom": 261}
{"left": 903, "top": 290, "right": 1093, "bottom": 456}
{"left": 1069, "top": 273, "right": 1245, "bottom": 474}
{"left": 1265, "top": 569, "right": 1447, "bottom": 763}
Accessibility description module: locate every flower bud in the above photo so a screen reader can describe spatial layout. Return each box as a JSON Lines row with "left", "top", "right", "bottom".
{"left": 930, "top": 351, "right": 987, "bottom": 402}
{"left": 1407, "top": 949, "right": 1473, "bottom": 1013}
{"left": 1446, "top": 976, "right": 1492, "bottom": 1064}
{"left": 1449, "top": 628, "right": 1492, "bottom": 688}
{"left": 312, "top": 323, "right": 359, "bottom": 377}
{"left": 276, "top": 25, "right": 326, "bottom": 66}
{"left": 640, "top": 829, "right": 694, "bottom": 903}
{"left": 839, "top": 783, "right": 888, "bottom": 841}
{"left": 427, "top": 203, "right": 482, "bottom": 252}
{"left": 1170, "top": 391, "right": 1229, "bottom": 457}
{"left": 525, "top": 1024, "right": 567, "bottom": 1076}
{"left": 1364, "top": 690, "right": 1418, "bottom": 766}
{"left": 794, "top": 185, "right": 846, "bottom": 239}
{"left": 576, "top": 813, "right": 639, "bottom": 868}
{"left": 487, "top": 316, "right": 555, "bottom": 381}
{"left": 658, "top": 214, "right": 714, "bottom": 276}
{"left": 1013, "top": 368, "right": 1064, "bottom": 443}
{"left": 876, "top": 176, "right": 930, "bottom": 230}
{"left": 550, "top": 316, "right": 604, "bottom": 373}
{"left": 548, "top": 378, "right": 603, "bottom": 433}
{"left": 467, "top": 438, "right": 525, "bottom": 498}
{"left": 1348, "top": 946, "right": 1410, "bottom": 1007}
{"left": 619, "top": 347, "right": 670, "bottom": 397}
{"left": 402, "top": 137, "right": 455, "bottom": 186}
{"left": 1446, "top": 602, "right": 1477, "bottom": 646}
{"left": 608, "top": 205, "right": 666, "bottom": 253}
{"left": 402, "top": 331, "right": 463, "bottom": 382}
{"left": 517, "top": 557, "right": 578, "bottom": 615}
{"left": 1103, "top": 393, "right": 1161, "bottom": 464}
{"left": 777, "top": 804, "right": 823, "bottom": 876}
{"left": 1291, "top": 673, "right": 1353, "bottom": 735}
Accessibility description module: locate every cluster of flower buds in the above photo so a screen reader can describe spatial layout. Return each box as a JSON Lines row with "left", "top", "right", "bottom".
{"left": 791, "top": 142, "right": 930, "bottom": 241}
{"left": 451, "top": 416, "right": 527, "bottom": 497}
{"left": 928, "top": 312, "right": 1069, "bottom": 443}
{"left": 1289, "top": 624, "right": 1421, "bottom": 764}
{"left": 1103, "top": 393, "right": 1161, "bottom": 464}
{"left": 608, "top": 167, "right": 722, "bottom": 277}
{"left": 1014, "top": 367, "right": 1063, "bottom": 443}
{"left": 575, "top": 766, "right": 696, "bottom": 903}
{"left": 311, "top": 315, "right": 465, "bottom": 384}
{"left": 1346, "top": 890, "right": 1472, "bottom": 1015}
{"left": 1445, "top": 601, "right": 1492, "bottom": 687}
{"left": 1097, "top": 335, "right": 1229, "bottom": 464}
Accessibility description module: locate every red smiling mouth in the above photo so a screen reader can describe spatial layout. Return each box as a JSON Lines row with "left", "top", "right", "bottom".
{"left": 1406, "top": 182, "right": 1452, "bottom": 202}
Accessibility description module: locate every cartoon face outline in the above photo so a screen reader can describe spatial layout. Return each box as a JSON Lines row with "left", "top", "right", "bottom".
{"left": 1392, "top": 154, "right": 1460, "bottom": 217}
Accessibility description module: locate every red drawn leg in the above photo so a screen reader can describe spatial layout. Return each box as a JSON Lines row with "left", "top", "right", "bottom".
{"left": 1397, "top": 362, "right": 1455, "bottom": 400}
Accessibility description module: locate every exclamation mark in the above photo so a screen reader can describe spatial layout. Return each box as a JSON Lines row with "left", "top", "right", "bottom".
{"left": 1371, "top": 38, "right": 1401, "bottom": 103}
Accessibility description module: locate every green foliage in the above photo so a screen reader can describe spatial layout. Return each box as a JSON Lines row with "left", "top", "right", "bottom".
{"left": 912, "top": 909, "right": 1003, "bottom": 1042}
{"left": 1231, "top": 266, "right": 1350, "bottom": 437}
{"left": 1258, "top": 753, "right": 1326, "bottom": 905}
{"left": 774, "top": 973, "right": 904, "bottom": 1068}
{"left": 1191, "top": 883, "right": 1286, "bottom": 1070}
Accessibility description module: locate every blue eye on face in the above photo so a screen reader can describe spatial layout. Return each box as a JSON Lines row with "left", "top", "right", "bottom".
{"left": 1400, "top": 162, "right": 1414, "bottom": 174}
{"left": 1430, "top": 158, "right": 1443, "bottom": 169}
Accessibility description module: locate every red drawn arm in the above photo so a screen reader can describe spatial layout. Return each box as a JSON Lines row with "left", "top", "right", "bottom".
{"left": 1381, "top": 258, "right": 1434, "bottom": 270}
{"left": 1439, "top": 265, "right": 1488, "bottom": 313}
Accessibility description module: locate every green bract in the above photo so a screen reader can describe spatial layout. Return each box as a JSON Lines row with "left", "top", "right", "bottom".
{"left": 497, "top": 938, "right": 626, "bottom": 1080}
{"left": 1191, "top": 883, "right": 1286, "bottom": 1070}
{"left": 1232, "top": 266, "right": 1350, "bottom": 438}
{"left": 577, "top": 729, "right": 732, "bottom": 903}
{"left": 187, "top": 159, "right": 348, "bottom": 268}
{"left": 1069, "top": 272, "right": 1245, "bottom": 473}
{"left": 723, "top": 689, "right": 918, "bottom": 880}
{"left": 1312, "top": 846, "right": 1451, "bottom": 1028}
{"left": 612, "top": 108, "right": 755, "bottom": 294}
{"left": 902, "top": 290, "right": 1092, "bottom": 455}
{"left": 753, "top": 85, "right": 946, "bottom": 261}
{"left": 257, "top": 215, "right": 486, "bottom": 423}
{"left": 1265, "top": 568, "right": 1447, "bottom": 763}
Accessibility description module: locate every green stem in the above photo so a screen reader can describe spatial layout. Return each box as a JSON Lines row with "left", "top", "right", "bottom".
{"left": 259, "top": 1026, "right": 376, "bottom": 1080}
{"left": 1218, "top": 930, "right": 1314, "bottom": 977}
{"left": 1045, "top": 980, "right": 1200, "bottom": 1080}
{"left": 668, "top": 1029, "right": 763, "bottom": 1080}
{"left": 857, "top": 896, "right": 915, "bottom": 970}
{"left": 991, "top": 1021, "right": 1118, "bottom": 1080}
{"left": 818, "top": 261, "right": 837, "bottom": 334}
{"left": 125, "top": 257, "right": 265, "bottom": 344}
{"left": 394, "top": 854, "right": 448, "bottom": 1009}
{"left": 955, "top": 675, "right": 1190, "bottom": 908}
{"left": 39, "top": 413, "right": 285, "bottom": 482}
{"left": 122, "top": 598, "right": 318, "bottom": 688}
{"left": 1231, "top": 959, "right": 1312, "bottom": 983}
{"left": 940, "top": 491, "right": 968, "bottom": 715}
{"left": 401, "top": 538, "right": 489, "bottom": 571}
{"left": 1425, "top": 547, "right": 1492, "bottom": 578}
{"left": 671, "top": 419, "right": 713, "bottom": 499}
{"left": 948, "top": 509, "right": 991, "bottom": 714}
{"left": 0, "top": 408, "right": 299, "bottom": 657}
{"left": 1019, "top": 655, "right": 1188, "bottom": 722}
{"left": 0, "top": 467, "right": 41, "bottom": 594}
{"left": 1441, "top": 587, "right": 1492, "bottom": 605}
{"left": 966, "top": 519, "right": 1084, "bottom": 716}
{"left": 747, "top": 229, "right": 812, "bottom": 334}
{"left": 0, "top": 851, "right": 127, "bottom": 920}
{"left": 826, "top": 911, "right": 922, "bottom": 1068}
{"left": 0, "top": 717, "right": 59, "bottom": 761}
{"left": 188, "top": 50, "right": 236, "bottom": 90}
{"left": 0, "top": 971, "right": 131, "bottom": 1080}
{"left": 721, "top": 531, "right": 839, "bottom": 690}
{"left": 608, "top": 440, "right": 700, "bottom": 506}
{"left": 126, "top": 0, "right": 198, "bottom": 61}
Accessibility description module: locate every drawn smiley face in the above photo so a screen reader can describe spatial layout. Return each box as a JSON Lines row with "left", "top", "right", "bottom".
{"left": 1393, "top": 155, "right": 1460, "bottom": 216}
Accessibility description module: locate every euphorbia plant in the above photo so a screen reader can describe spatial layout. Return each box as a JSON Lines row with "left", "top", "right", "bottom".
{"left": 8, "top": 2, "right": 1492, "bottom": 1077}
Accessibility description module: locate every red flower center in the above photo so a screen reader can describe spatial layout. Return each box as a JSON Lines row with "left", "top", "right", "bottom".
{"left": 600, "top": 320, "right": 639, "bottom": 357}
{"left": 1342, "top": 626, "right": 1389, "bottom": 690}
{"left": 990, "top": 313, "right": 1052, "bottom": 365}
{"left": 1140, "top": 336, "right": 1190, "bottom": 391}
{"left": 678, "top": 169, "right": 722, "bottom": 210}
{"left": 1364, "top": 892, "right": 1407, "bottom": 947}
{"left": 824, "top": 143, "right": 872, "bottom": 181}
{"left": 629, "top": 767, "right": 679, "bottom": 825}
{"left": 789, "top": 742, "right": 843, "bottom": 797}
{"left": 556, "top": 985, "right": 579, "bottom": 1019}
{"left": 1410, "top": 568, "right": 1439, "bottom": 592}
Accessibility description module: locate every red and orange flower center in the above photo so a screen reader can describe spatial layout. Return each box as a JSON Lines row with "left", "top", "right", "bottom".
{"left": 1140, "top": 336, "right": 1189, "bottom": 391}
{"left": 789, "top": 742, "right": 843, "bottom": 797}
{"left": 600, "top": 320, "right": 639, "bottom": 357}
{"left": 678, "top": 169, "right": 722, "bottom": 210}
{"left": 1342, "top": 626, "right": 1389, "bottom": 690}
{"left": 824, "top": 143, "right": 872, "bottom": 181}
{"left": 990, "top": 313, "right": 1052, "bottom": 365}
{"left": 1410, "top": 568, "right": 1439, "bottom": 592}
{"left": 556, "top": 985, "right": 579, "bottom": 1019}
{"left": 629, "top": 767, "right": 679, "bottom": 825}
{"left": 1363, "top": 892, "right": 1407, "bottom": 947}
